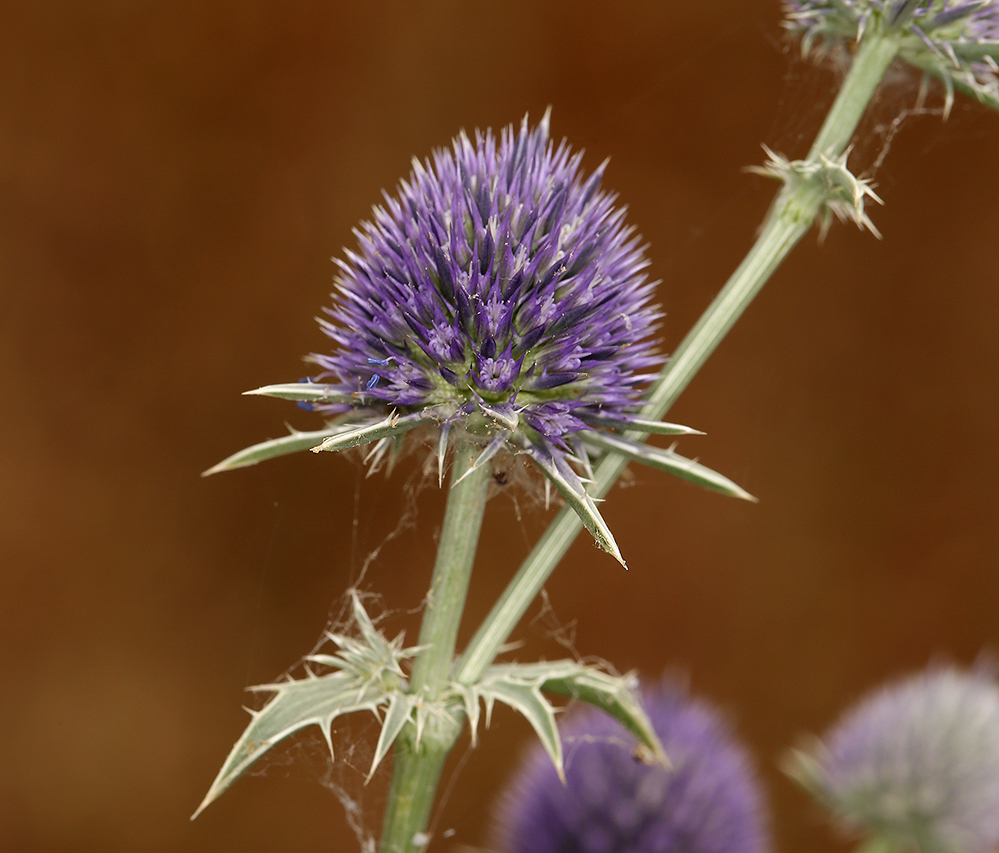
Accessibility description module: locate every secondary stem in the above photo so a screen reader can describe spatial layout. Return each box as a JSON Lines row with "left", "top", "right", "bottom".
{"left": 454, "top": 29, "right": 902, "bottom": 687}
{"left": 379, "top": 448, "right": 491, "bottom": 853}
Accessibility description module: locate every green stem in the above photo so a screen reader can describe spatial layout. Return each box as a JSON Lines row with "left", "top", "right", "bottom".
{"left": 454, "top": 29, "right": 902, "bottom": 687}
{"left": 853, "top": 834, "right": 897, "bottom": 853}
{"left": 379, "top": 449, "right": 490, "bottom": 853}
{"left": 808, "top": 30, "right": 902, "bottom": 160}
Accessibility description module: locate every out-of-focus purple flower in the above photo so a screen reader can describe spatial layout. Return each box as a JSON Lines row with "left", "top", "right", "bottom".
{"left": 783, "top": 1, "right": 999, "bottom": 113}
{"left": 494, "top": 681, "right": 770, "bottom": 853}
{"left": 787, "top": 665, "right": 999, "bottom": 853}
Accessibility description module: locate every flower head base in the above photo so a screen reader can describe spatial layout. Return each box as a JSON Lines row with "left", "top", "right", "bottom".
{"left": 786, "top": 665, "right": 999, "bottom": 853}
{"left": 494, "top": 681, "right": 770, "bottom": 853}
{"left": 207, "top": 113, "right": 755, "bottom": 564}
{"left": 784, "top": 1, "right": 999, "bottom": 114}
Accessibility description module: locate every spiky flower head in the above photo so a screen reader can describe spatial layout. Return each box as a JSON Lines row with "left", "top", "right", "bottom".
{"left": 309, "top": 111, "right": 661, "bottom": 472}
{"left": 783, "top": 1, "right": 999, "bottom": 113}
{"left": 209, "top": 112, "right": 754, "bottom": 563}
{"left": 494, "top": 681, "right": 770, "bottom": 853}
{"left": 786, "top": 665, "right": 999, "bottom": 853}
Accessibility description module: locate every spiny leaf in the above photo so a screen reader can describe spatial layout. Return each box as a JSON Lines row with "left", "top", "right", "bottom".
{"left": 447, "top": 661, "right": 667, "bottom": 782}
{"left": 454, "top": 432, "right": 507, "bottom": 485}
{"left": 480, "top": 661, "right": 667, "bottom": 768}
{"left": 191, "top": 674, "right": 388, "bottom": 820}
{"left": 369, "top": 693, "right": 418, "bottom": 781}
{"left": 583, "top": 430, "right": 756, "bottom": 502}
{"left": 450, "top": 682, "right": 481, "bottom": 746}
{"left": 459, "top": 669, "right": 565, "bottom": 782}
{"left": 194, "top": 594, "right": 420, "bottom": 819}
{"left": 202, "top": 428, "right": 339, "bottom": 476}
{"left": 538, "top": 663, "right": 669, "bottom": 768}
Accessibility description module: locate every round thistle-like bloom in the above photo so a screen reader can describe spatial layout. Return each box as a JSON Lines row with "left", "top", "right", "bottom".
{"left": 310, "top": 112, "right": 661, "bottom": 470}
{"left": 209, "top": 113, "right": 754, "bottom": 562}
{"left": 787, "top": 665, "right": 999, "bottom": 853}
{"left": 783, "top": 1, "right": 999, "bottom": 113}
{"left": 494, "top": 682, "right": 770, "bottom": 853}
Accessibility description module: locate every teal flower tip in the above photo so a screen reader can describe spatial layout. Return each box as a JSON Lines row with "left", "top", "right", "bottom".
{"left": 788, "top": 664, "right": 999, "bottom": 853}
{"left": 494, "top": 681, "right": 770, "bottom": 853}
{"left": 783, "top": 1, "right": 999, "bottom": 112}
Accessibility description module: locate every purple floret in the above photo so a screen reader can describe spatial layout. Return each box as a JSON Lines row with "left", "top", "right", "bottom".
{"left": 309, "top": 112, "right": 661, "bottom": 467}
{"left": 495, "top": 681, "right": 770, "bottom": 853}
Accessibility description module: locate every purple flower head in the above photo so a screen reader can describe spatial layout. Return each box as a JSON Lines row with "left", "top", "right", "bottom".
{"left": 494, "top": 681, "right": 770, "bottom": 853}
{"left": 787, "top": 665, "right": 999, "bottom": 853}
{"left": 310, "top": 112, "right": 660, "bottom": 461}
{"left": 208, "top": 113, "right": 756, "bottom": 562}
{"left": 783, "top": 1, "right": 999, "bottom": 113}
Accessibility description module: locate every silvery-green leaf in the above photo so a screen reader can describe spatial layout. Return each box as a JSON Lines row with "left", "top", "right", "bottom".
{"left": 202, "top": 428, "right": 339, "bottom": 476}
{"left": 436, "top": 422, "right": 451, "bottom": 487}
{"left": 350, "top": 590, "right": 387, "bottom": 654}
{"left": 583, "top": 430, "right": 756, "bottom": 502}
{"left": 526, "top": 444, "right": 624, "bottom": 567}
{"left": 191, "top": 674, "right": 388, "bottom": 820}
{"left": 310, "top": 411, "right": 435, "bottom": 454}
{"left": 363, "top": 437, "right": 393, "bottom": 475}
{"left": 243, "top": 382, "right": 358, "bottom": 405}
{"left": 584, "top": 414, "right": 704, "bottom": 436}
{"left": 478, "top": 661, "right": 665, "bottom": 767}
{"left": 194, "top": 593, "right": 420, "bottom": 819}
{"left": 537, "top": 663, "right": 668, "bottom": 768}
{"left": 369, "top": 692, "right": 417, "bottom": 781}
{"left": 475, "top": 677, "right": 564, "bottom": 782}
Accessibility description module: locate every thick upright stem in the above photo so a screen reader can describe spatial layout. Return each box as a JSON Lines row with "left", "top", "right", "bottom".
{"left": 379, "top": 449, "right": 491, "bottom": 853}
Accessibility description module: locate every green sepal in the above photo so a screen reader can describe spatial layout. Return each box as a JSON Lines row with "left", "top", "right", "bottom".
{"left": 582, "top": 430, "right": 756, "bottom": 502}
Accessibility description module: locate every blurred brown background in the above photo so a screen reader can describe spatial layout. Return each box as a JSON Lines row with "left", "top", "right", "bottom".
{"left": 3, "top": 2, "right": 998, "bottom": 852}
